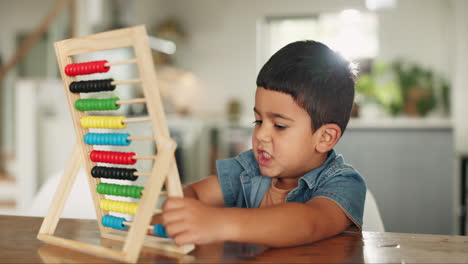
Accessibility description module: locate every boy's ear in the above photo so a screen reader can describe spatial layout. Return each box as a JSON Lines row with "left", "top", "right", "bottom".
{"left": 315, "top": 124, "right": 341, "bottom": 153}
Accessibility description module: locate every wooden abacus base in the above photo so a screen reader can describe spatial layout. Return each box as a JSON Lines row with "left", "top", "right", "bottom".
{"left": 37, "top": 234, "right": 194, "bottom": 261}
{"left": 37, "top": 143, "right": 194, "bottom": 263}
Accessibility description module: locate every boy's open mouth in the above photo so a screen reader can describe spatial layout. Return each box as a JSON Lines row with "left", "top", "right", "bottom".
{"left": 257, "top": 149, "right": 273, "bottom": 166}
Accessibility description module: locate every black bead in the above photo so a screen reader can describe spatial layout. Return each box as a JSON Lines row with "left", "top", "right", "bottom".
{"left": 69, "top": 79, "right": 116, "bottom": 93}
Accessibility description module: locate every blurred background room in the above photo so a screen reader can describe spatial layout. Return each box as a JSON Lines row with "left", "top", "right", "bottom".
{"left": 0, "top": 0, "right": 467, "bottom": 237}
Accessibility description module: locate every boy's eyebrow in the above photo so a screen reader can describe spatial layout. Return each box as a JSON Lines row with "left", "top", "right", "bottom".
{"left": 253, "top": 107, "right": 295, "bottom": 121}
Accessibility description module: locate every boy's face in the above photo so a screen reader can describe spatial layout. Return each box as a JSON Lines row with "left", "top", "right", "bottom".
{"left": 252, "top": 87, "right": 325, "bottom": 181}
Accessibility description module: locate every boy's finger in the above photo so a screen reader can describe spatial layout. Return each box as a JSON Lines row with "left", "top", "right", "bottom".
{"left": 149, "top": 213, "right": 163, "bottom": 225}
{"left": 165, "top": 220, "right": 188, "bottom": 238}
{"left": 161, "top": 208, "right": 186, "bottom": 225}
{"left": 173, "top": 231, "right": 196, "bottom": 246}
{"left": 163, "top": 197, "right": 185, "bottom": 210}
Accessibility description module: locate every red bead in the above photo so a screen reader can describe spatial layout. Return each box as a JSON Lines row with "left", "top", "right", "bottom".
{"left": 65, "top": 60, "right": 110, "bottom": 76}
{"left": 90, "top": 150, "right": 136, "bottom": 165}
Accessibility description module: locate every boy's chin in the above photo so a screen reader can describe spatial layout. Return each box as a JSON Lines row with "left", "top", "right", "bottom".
{"left": 258, "top": 167, "right": 279, "bottom": 178}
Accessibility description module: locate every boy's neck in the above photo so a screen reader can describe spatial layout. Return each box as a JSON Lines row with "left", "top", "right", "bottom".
{"left": 274, "top": 178, "right": 298, "bottom": 190}
{"left": 274, "top": 152, "right": 328, "bottom": 190}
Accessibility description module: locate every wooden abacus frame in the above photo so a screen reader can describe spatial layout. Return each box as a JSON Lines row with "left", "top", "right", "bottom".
{"left": 37, "top": 25, "right": 194, "bottom": 263}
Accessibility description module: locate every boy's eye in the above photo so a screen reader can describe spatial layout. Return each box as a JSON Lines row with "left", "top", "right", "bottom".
{"left": 274, "top": 124, "right": 287, "bottom": 130}
{"left": 253, "top": 120, "right": 262, "bottom": 125}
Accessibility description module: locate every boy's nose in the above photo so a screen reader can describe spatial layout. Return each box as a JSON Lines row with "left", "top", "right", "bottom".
{"left": 255, "top": 126, "right": 272, "bottom": 142}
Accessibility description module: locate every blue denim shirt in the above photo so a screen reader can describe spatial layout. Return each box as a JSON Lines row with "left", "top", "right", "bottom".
{"left": 216, "top": 149, "right": 367, "bottom": 229}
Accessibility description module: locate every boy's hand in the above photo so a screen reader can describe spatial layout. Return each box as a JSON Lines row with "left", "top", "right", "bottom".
{"left": 161, "top": 197, "right": 231, "bottom": 245}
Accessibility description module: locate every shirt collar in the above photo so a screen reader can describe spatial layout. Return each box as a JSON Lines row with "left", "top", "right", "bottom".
{"left": 299, "top": 149, "right": 337, "bottom": 188}
{"left": 235, "top": 149, "right": 260, "bottom": 174}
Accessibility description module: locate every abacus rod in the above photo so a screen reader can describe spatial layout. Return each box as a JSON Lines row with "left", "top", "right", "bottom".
{"left": 105, "top": 59, "right": 137, "bottom": 66}
{"left": 123, "top": 116, "right": 152, "bottom": 123}
{"left": 125, "top": 222, "right": 152, "bottom": 231}
{"left": 142, "top": 189, "right": 168, "bottom": 196}
{"left": 110, "top": 209, "right": 163, "bottom": 230}
{"left": 132, "top": 155, "right": 157, "bottom": 160}
{"left": 116, "top": 98, "right": 147, "bottom": 105}
{"left": 127, "top": 136, "right": 154, "bottom": 141}
{"left": 133, "top": 172, "right": 152, "bottom": 177}
{"left": 111, "top": 79, "right": 141, "bottom": 85}
{"left": 122, "top": 220, "right": 162, "bottom": 231}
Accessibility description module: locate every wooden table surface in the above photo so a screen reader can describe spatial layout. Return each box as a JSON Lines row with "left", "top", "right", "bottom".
{"left": 2, "top": 215, "right": 468, "bottom": 263}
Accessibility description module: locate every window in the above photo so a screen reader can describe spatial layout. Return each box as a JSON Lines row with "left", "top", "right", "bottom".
{"left": 259, "top": 10, "right": 378, "bottom": 68}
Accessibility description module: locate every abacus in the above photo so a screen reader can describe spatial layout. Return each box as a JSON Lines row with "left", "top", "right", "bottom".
{"left": 37, "top": 25, "right": 194, "bottom": 263}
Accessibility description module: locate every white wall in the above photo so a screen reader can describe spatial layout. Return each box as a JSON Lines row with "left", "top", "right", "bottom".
{"left": 451, "top": 0, "right": 468, "bottom": 233}
{"left": 452, "top": 0, "right": 468, "bottom": 153}
{"left": 378, "top": 0, "right": 452, "bottom": 77}
{"left": 146, "top": 0, "right": 452, "bottom": 121}
{"left": 134, "top": 0, "right": 168, "bottom": 29}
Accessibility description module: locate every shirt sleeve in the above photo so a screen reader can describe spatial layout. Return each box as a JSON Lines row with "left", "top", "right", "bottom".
{"left": 309, "top": 170, "right": 367, "bottom": 230}
{"left": 216, "top": 157, "right": 244, "bottom": 207}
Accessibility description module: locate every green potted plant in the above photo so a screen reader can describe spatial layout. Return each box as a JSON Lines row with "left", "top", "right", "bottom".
{"left": 392, "top": 60, "right": 437, "bottom": 117}
{"left": 356, "top": 59, "right": 449, "bottom": 118}
{"left": 356, "top": 61, "right": 403, "bottom": 116}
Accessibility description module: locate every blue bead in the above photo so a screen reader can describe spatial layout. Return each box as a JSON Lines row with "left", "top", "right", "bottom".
{"left": 84, "top": 133, "right": 131, "bottom": 146}
{"left": 153, "top": 224, "right": 169, "bottom": 238}
{"left": 101, "top": 215, "right": 127, "bottom": 230}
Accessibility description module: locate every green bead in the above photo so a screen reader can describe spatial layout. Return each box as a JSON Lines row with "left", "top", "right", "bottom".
{"left": 97, "top": 183, "right": 143, "bottom": 198}
{"left": 75, "top": 97, "right": 120, "bottom": 111}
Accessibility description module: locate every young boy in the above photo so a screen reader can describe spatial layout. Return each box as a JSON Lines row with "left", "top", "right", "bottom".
{"left": 154, "top": 40, "right": 366, "bottom": 247}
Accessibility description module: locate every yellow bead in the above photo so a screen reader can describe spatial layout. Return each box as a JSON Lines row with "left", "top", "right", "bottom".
{"left": 99, "top": 199, "right": 138, "bottom": 215}
{"left": 80, "top": 116, "right": 126, "bottom": 129}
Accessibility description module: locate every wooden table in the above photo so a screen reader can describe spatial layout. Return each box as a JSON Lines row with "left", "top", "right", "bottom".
{"left": 2, "top": 215, "right": 468, "bottom": 263}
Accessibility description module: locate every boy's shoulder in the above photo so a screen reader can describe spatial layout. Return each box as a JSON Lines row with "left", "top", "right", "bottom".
{"left": 301, "top": 150, "right": 362, "bottom": 187}
{"left": 296, "top": 150, "right": 367, "bottom": 229}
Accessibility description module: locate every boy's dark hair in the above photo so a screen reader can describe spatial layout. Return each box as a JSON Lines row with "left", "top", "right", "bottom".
{"left": 256, "top": 40, "right": 357, "bottom": 134}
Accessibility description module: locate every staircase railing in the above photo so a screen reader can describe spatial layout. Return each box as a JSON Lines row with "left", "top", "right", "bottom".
{"left": 0, "top": 0, "right": 72, "bottom": 81}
